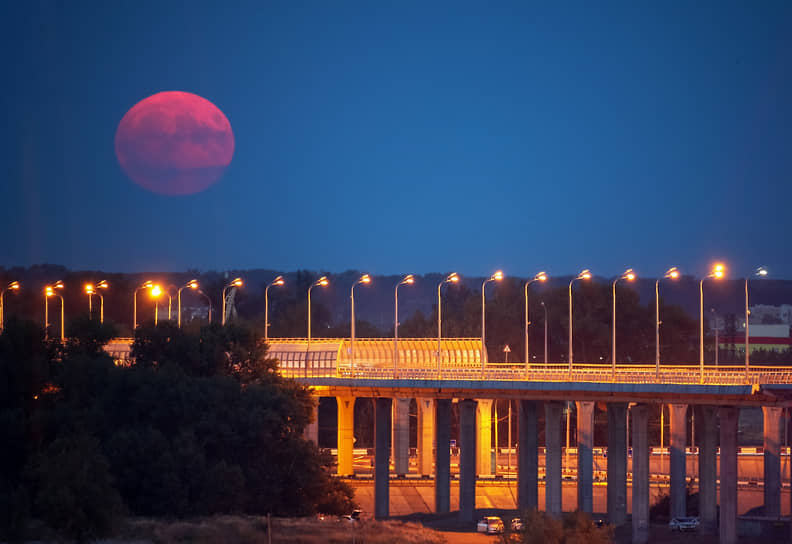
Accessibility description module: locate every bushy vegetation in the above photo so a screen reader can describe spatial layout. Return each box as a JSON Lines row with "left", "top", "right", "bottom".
{"left": 501, "top": 510, "right": 613, "bottom": 544}
{"left": 0, "top": 317, "right": 355, "bottom": 541}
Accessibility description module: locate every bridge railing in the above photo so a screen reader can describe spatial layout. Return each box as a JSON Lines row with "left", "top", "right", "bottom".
{"left": 278, "top": 362, "right": 792, "bottom": 385}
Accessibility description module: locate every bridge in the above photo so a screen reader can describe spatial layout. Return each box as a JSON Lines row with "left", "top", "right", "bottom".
{"left": 108, "top": 337, "right": 792, "bottom": 543}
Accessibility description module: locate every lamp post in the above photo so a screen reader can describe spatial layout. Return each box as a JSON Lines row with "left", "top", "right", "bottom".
{"left": 540, "top": 301, "right": 548, "bottom": 366}
{"left": 745, "top": 267, "right": 768, "bottom": 379}
{"left": 481, "top": 270, "right": 504, "bottom": 376}
{"left": 568, "top": 270, "right": 591, "bottom": 376}
{"left": 700, "top": 264, "right": 725, "bottom": 382}
{"left": 150, "top": 285, "right": 163, "bottom": 325}
{"left": 308, "top": 276, "right": 329, "bottom": 376}
{"left": 85, "top": 283, "right": 94, "bottom": 316}
{"left": 655, "top": 267, "right": 679, "bottom": 379}
{"left": 394, "top": 274, "right": 414, "bottom": 377}
{"left": 350, "top": 274, "right": 371, "bottom": 375}
{"left": 198, "top": 289, "right": 212, "bottom": 324}
{"left": 264, "top": 276, "right": 285, "bottom": 342}
{"left": 133, "top": 280, "right": 154, "bottom": 330}
{"left": 177, "top": 279, "right": 199, "bottom": 328}
{"left": 612, "top": 269, "right": 636, "bottom": 379}
{"left": 524, "top": 272, "right": 548, "bottom": 374}
{"left": 45, "top": 281, "right": 64, "bottom": 341}
{"left": 0, "top": 281, "right": 20, "bottom": 332}
{"left": 437, "top": 272, "right": 459, "bottom": 376}
{"left": 221, "top": 277, "right": 243, "bottom": 326}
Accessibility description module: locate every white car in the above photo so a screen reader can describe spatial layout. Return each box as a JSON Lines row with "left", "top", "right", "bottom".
{"left": 510, "top": 518, "right": 523, "bottom": 531}
{"left": 669, "top": 516, "right": 700, "bottom": 531}
{"left": 477, "top": 516, "right": 504, "bottom": 534}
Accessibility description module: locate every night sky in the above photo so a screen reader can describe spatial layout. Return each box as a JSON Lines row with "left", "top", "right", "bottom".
{"left": 3, "top": 1, "right": 792, "bottom": 280}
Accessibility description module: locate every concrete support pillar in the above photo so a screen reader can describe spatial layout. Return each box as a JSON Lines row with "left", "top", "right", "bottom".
{"left": 606, "top": 403, "right": 627, "bottom": 526}
{"left": 304, "top": 396, "right": 319, "bottom": 445}
{"left": 668, "top": 403, "right": 688, "bottom": 519}
{"left": 417, "top": 398, "right": 435, "bottom": 476}
{"left": 719, "top": 406, "right": 739, "bottom": 544}
{"left": 545, "top": 401, "right": 563, "bottom": 515}
{"left": 476, "top": 399, "right": 493, "bottom": 476}
{"left": 696, "top": 405, "right": 718, "bottom": 532}
{"left": 763, "top": 406, "right": 783, "bottom": 518}
{"left": 517, "top": 400, "right": 539, "bottom": 511}
{"left": 392, "top": 398, "right": 411, "bottom": 476}
{"left": 631, "top": 404, "right": 649, "bottom": 544}
{"left": 459, "top": 399, "right": 477, "bottom": 522}
{"left": 336, "top": 395, "right": 355, "bottom": 476}
{"left": 576, "top": 400, "right": 595, "bottom": 513}
{"left": 435, "top": 399, "right": 451, "bottom": 513}
{"left": 374, "top": 398, "right": 392, "bottom": 520}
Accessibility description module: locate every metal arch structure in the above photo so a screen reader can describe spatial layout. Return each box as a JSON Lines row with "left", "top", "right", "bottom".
{"left": 265, "top": 337, "right": 485, "bottom": 378}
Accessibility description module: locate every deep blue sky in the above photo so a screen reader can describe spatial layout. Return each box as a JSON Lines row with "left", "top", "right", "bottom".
{"left": 3, "top": 1, "right": 792, "bottom": 279}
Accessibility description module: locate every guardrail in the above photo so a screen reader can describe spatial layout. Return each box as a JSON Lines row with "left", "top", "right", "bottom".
{"left": 279, "top": 363, "right": 792, "bottom": 385}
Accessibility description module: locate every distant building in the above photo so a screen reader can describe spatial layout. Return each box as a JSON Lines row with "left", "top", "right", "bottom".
{"left": 748, "top": 304, "right": 792, "bottom": 325}
{"left": 719, "top": 323, "right": 792, "bottom": 354}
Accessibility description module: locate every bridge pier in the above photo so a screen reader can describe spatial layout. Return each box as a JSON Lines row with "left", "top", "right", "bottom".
{"left": 719, "top": 406, "right": 738, "bottom": 544}
{"left": 435, "top": 398, "right": 451, "bottom": 513}
{"left": 374, "top": 397, "right": 392, "bottom": 519}
{"left": 576, "top": 400, "right": 595, "bottom": 513}
{"left": 476, "top": 399, "right": 493, "bottom": 476}
{"left": 336, "top": 395, "right": 355, "bottom": 476}
{"left": 459, "top": 399, "right": 477, "bottom": 522}
{"left": 417, "top": 398, "right": 435, "bottom": 476}
{"left": 606, "top": 402, "right": 627, "bottom": 526}
{"left": 392, "top": 398, "right": 410, "bottom": 476}
{"left": 517, "top": 399, "right": 539, "bottom": 511}
{"left": 545, "top": 401, "right": 563, "bottom": 515}
{"left": 763, "top": 406, "right": 783, "bottom": 518}
{"left": 668, "top": 403, "right": 688, "bottom": 519}
{"left": 697, "top": 405, "right": 718, "bottom": 533}
{"left": 631, "top": 403, "right": 649, "bottom": 544}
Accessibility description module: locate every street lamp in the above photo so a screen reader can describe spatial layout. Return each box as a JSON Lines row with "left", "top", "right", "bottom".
{"left": 197, "top": 289, "right": 212, "bottom": 324}
{"left": 350, "top": 274, "right": 371, "bottom": 375}
{"left": 394, "top": 274, "right": 414, "bottom": 377}
{"left": 568, "top": 269, "right": 591, "bottom": 375}
{"left": 655, "top": 267, "right": 679, "bottom": 378}
{"left": 481, "top": 270, "right": 504, "bottom": 376}
{"left": 150, "top": 284, "right": 163, "bottom": 325}
{"left": 221, "top": 278, "right": 243, "bottom": 326}
{"left": 745, "top": 267, "right": 767, "bottom": 379}
{"left": 0, "top": 281, "right": 20, "bottom": 332}
{"left": 264, "top": 275, "right": 285, "bottom": 342}
{"left": 437, "top": 272, "right": 459, "bottom": 376}
{"left": 45, "top": 281, "right": 64, "bottom": 341}
{"left": 612, "top": 268, "right": 636, "bottom": 378}
{"left": 308, "top": 276, "right": 329, "bottom": 376}
{"left": 84, "top": 280, "right": 108, "bottom": 321}
{"left": 700, "top": 263, "right": 725, "bottom": 382}
{"left": 177, "top": 279, "right": 199, "bottom": 328}
{"left": 133, "top": 280, "right": 154, "bottom": 330}
{"left": 524, "top": 271, "right": 548, "bottom": 374}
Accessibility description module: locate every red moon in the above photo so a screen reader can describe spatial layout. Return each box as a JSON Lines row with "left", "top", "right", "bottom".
{"left": 115, "top": 91, "right": 234, "bottom": 195}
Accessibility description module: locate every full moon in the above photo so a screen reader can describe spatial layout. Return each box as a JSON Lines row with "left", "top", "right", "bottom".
{"left": 115, "top": 91, "right": 235, "bottom": 195}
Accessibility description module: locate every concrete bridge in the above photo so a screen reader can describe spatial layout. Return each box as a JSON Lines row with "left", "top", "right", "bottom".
{"left": 107, "top": 337, "right": 792, "bottom": 543}
{"left": 269, "top": 338, "right": 792, "bottom": 544}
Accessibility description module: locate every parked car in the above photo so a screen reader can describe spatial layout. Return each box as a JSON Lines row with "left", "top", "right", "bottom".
{"left": 510, "top": 517, "right": 523, "bottom": 531}
{"left": 477, "top": 516, "right": 504, "bottom": 534}
{"left": 669, "top": 517, "right": 700, "bottom": 531}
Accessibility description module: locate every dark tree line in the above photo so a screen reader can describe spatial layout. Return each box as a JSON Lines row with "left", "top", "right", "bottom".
{"left": 0, "top": 317, "right": 354, "bottom": 541}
